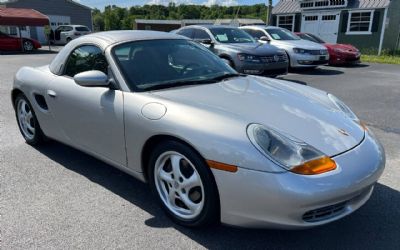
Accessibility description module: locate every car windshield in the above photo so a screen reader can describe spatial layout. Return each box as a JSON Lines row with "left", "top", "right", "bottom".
{"left": 0, "top": 31, "right": 9, "bottom": 37}
{"left": 76, "top": 26, "right": 90, "bottom": 32}
{"left": 113, "top": 39, "right": 238, "bottom": 91}
{"left": 209, "top": 27, "right": 256, "bottom": 43}
{"left": 266, "top": 28, "right": 301, "bottom": 41}
{"left": 299, "top": 33, "right": 325, "bottom": 43}
{"left": 307, "top": 33, "right": 326, "bottom": 43}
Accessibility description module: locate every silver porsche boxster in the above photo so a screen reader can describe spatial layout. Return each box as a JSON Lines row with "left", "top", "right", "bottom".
{"left": 11, "top": 31, "right": 385, "bottom": 229}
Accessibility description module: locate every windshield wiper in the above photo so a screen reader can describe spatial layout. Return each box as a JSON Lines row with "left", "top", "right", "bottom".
{"left": 143, "top": 73, "right": 245, "bottom": 91}
{"left": 208, "top": 73, "right": 245, "bottom": 81}
{"left": 144, "top": 78, "right": 219, "bottom": 91}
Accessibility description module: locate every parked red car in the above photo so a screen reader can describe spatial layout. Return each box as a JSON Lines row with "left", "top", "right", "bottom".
{"left": 295, "top": 32, "right": 361, "bottom": 65}
{"left": 0, "top": 31, "right": 41, "bottom": 52}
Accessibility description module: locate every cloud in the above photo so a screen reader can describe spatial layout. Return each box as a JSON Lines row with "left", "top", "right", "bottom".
{"left": 204, "top": 0, "right": 238, "bottom": 6}
{"left": 146, "top": 0, "right": 195, "bottom": 5}
{"left": 145, "top": 0, "right": 238, "bottom": 6}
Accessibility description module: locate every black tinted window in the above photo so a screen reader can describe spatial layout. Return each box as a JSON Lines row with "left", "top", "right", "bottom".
{"left": 177, "top": 28, "right": 194, "bottom": 38}
{"left": 75, "top": 26, "right": 90, "bottom": 32}
{"left": 193, "top": 29, "right": 210, "bottom": 40}
{"left": 64, "top": 26, "right": 73, "bottom": 32}
{"left": 242, "top": 29, "right": 264, "bottom": 39}
{"left": 64, "top": 45, "right": 108, "bottom": 77}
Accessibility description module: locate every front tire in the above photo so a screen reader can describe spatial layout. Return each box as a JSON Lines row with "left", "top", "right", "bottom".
{"left": 15, "top": 94, "right": 45, "bottom": 145}
{"left": 148, "top": 140, "right": 219, "bottom": 227}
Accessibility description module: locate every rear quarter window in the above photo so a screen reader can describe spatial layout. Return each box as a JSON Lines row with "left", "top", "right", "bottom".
{"left": 75, "top": 26, "right": 90, "bottom": 32}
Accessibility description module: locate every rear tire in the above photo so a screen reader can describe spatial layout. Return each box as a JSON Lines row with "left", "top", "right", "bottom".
{"left": 22, "top": 40, "right": 34, "bottom": 52}
{"left": 14, "top": 94, "right": 45, "bottom": 145}
{"left": 148, "top": 140, "right": 220, "bottom": 227}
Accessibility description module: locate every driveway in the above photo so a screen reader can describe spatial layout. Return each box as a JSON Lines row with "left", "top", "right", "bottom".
{"left": 1, "top": 54, "right": 399, "bottom": 249}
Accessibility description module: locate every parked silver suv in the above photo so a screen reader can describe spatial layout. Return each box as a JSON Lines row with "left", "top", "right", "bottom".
{"left": 51, "top": 25, "right": 91, "bottom": 45}
{"left": 175, "top": 25, "right": 289, "bottom": 77}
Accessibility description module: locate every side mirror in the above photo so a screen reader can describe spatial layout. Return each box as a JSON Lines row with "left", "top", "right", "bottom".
{"left": 74, "top": 70, "right": 109, "bottom": 87}
{"left": 195, "top": 38, "right": 214, "bottom": 45}
{"left": 260, "top": 36, "right": 271, "bottom": 42}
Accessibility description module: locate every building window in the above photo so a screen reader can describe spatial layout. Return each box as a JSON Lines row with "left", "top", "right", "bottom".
{"left": 300, "top": 0, "right": 347, "bottom": 9}
{"left": 315, "top": 1, "right": 329, "bottom": 7}
{"left": 305, "top": 16, "right": 318, "bottom": 21}
{"left": 277, "top": 15, "right": 294, "bottom": 31}
{"left": 300, "top": 2, "right": 314, "bottom": 8}
{"left": 322, "top": 15, "right": 337, "bottom": 21}
{"left": 347, "top": 10, "right": 374, "bottom": 35}
{"left": 9, "top": 26, "right": 17, "bottom": 35}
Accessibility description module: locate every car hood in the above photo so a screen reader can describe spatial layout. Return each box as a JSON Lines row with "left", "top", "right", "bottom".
{"left": 151, "top": 76, "right": 364, "bottom": 157}
{"left": 221, "top": 42, "right": 281, "bottom": 55}
{"left": 273, "top": 39, "right": 327, "bottom": 50}
{"left": 325, "top": 43, "right": 359, "bottom": 52}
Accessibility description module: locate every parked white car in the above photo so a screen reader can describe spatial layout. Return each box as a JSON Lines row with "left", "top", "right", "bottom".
{"left": 51, "top": 25, "right": 91, "bottom": 45}
{"left": 240, "top": 26, "right": 329, "bottom": 68}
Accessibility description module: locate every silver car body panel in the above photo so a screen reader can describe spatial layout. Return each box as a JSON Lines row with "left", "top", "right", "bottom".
{"left": 12, "top": 31, "right": 385, "bottom": 228}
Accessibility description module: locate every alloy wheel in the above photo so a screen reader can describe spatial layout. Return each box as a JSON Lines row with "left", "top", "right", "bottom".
{"left": 23, "top": 41, "right": 33, "bottom": 51}
{"left": 154, "top": 151, "right": 205, "bottom": 219}
{"left": 17, "top": 98, "right": 35, "bottom": 140}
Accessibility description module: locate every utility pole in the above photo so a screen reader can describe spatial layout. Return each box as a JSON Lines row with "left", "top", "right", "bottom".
{"left": 266, "top": 0, "right": 273, "bottom": 25}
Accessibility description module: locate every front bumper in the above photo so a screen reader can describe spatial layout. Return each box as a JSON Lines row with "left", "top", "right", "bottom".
{"left": 330, "top": 52, "right": 361, "bottom": 65}
{"left": 236, "top": 61, "right": 288, "bottom": 77}
{"left": 289, "top": 53, "right": 329, "bottom": 68}
{"left": 212, "top": 132, "right": 385, "bottom": 228}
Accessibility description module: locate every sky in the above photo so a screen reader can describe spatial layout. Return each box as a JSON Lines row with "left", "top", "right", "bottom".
{"left": 74, "top": 0, "right": 278, "bottom": 10}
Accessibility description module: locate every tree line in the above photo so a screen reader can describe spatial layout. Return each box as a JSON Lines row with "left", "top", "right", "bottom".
{"left": 92, "top": 3, "right": 269, "bottom": 31}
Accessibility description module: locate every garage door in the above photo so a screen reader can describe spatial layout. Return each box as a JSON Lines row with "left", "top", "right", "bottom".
{"left": 301, "top": 12, "right": 340, "bottom": 43}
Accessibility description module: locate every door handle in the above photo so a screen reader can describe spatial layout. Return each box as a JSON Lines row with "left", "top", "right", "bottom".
{"left": 47, "top": 90, "right": 57, "bottom": 98}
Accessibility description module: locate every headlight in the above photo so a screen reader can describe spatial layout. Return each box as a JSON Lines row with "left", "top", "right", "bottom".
{"left": 247, "top": 124, "right": 337, "bottom": 175}
{"left": 237, "top": 53, "right": 261, "bottom": 62}
{"left": 293, "top": 48, "right": 307, "bottom": 54}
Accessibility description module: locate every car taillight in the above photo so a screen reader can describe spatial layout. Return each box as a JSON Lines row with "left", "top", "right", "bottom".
{"left": 74, "top": 32, "right": 81, "bottom": 36}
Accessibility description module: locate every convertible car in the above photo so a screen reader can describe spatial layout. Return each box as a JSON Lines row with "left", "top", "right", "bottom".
{"left": 12, "top": 31, "right": 385, "bottom": 228}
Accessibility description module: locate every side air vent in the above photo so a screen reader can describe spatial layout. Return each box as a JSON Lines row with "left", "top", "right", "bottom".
{"left": 34, "top": 94, "right": 48, "bottom": 110}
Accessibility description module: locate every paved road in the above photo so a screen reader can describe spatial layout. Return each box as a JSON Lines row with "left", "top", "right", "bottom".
{"left": 1, "top": 54, "right": 399, "bottom": 249}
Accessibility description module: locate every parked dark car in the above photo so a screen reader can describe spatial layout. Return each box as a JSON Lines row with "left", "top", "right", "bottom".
{"left": 175, "top": 25, "right": 289, "bottom": 77}
{"left": 295, "top": 32, "right": 361, "bottom": 65}
{"left": 0, "top": 31, "right": 41, "bottom": 52}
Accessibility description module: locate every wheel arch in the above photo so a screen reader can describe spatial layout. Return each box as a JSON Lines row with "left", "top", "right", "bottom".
{"left": 219, "top": 54, "right": 235, "bottom": 68}
{"left": 11, "top": 88, "right": 24, "bottom": 110}
{"left": 141, "top": 134, "right": 207, "bottom": 182}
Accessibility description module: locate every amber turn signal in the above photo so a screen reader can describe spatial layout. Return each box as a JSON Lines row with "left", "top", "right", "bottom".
{"left": 290, "top": 157, "right": 337, "bottom": 175}
{"left": 207, "top": 160, "right": 238, "bottom": 173}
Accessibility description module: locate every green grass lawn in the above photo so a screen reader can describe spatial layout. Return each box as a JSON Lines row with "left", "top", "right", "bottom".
{"left": 361, "top": 54, "right": 400, "bottom": 65}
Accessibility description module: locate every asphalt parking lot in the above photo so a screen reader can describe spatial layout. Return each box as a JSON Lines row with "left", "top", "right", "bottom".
{"left": 1, "top": 53, "right": 399, "bottom": 249}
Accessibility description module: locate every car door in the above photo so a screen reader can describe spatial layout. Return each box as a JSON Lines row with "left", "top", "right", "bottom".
{"left": 0, "top": 32, "right": 19, "bottom": 50}
{"left": 60, "top": 26, "right": 72, "bottom": 43}
{"left": 45, "top": 45, "right": 126, "bottom": 166}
